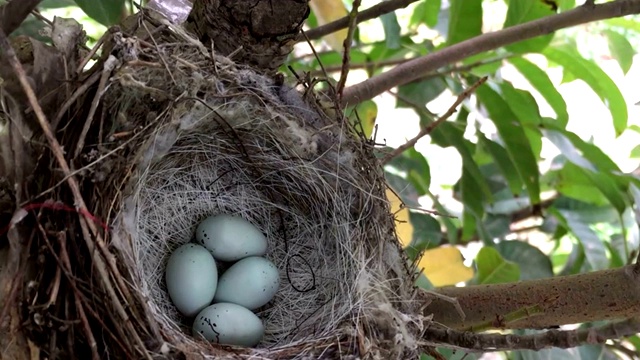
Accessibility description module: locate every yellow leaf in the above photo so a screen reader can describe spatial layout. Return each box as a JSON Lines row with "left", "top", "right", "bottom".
{"left": 386, "top": 189, "right": 413, "bottom": 247}
{"left": 309, "top": 0, "right": 349, "bottom": 52}
{"left": 418, "top": 246, "right": 474, "bottom": 287}
{"left": 348, "top": 100, "right": 378, "bottom": 138}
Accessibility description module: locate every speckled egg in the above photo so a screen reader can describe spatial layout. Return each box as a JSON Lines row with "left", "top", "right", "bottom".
{"left": 213, "top": 256, "right": 279, "bottom": 310}
{"left": 165, "top": 243, "right": 218, "bottom": 317}
{"left": 195, "top": 214, "right": 267, "bottom": 262}
{"left": 192, "top": 302, "right": 264, "bottom": 347}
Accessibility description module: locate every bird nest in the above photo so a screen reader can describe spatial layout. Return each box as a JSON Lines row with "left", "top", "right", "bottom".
{"left": 12, "top": 14, "right": 430, "bottom": 360}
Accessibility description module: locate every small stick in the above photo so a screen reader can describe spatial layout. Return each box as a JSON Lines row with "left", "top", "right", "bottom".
{"left": 382, "top": 77, "right": 487, "bottom": 164}
{"left": 336, "top": 0, "right": 361, "bottom": 97}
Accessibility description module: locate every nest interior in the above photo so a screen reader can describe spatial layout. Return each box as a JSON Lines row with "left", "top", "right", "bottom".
{"left": 14, "top": 14, "right": 430, "bottom": 360}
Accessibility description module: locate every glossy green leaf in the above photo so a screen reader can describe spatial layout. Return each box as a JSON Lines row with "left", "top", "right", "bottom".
{"left": 503, "top": 0, "right": 557, "bottom": 53}
{"left": 447, "top": 0, "right": 482, "bottom": 45}
{"left": 557, "top": 0, "right": 575, "bottom": 11}
{"left": 499, "top": 82, "right": 543, "bottom": 125}
{"left": 380, "top": 12, "right": 402, "bottom": 49}
{"left": 397, "top": 77, "right": 447, "bottom": 108}
{"left": 461, "top": 52, "right": 503, "bottom": 77}
{"left": 476, "top": 247, "right": 521, "bottom": 284}
{"left": 604, "top": 30, "right": 635, "bottom": 74}
{"left": 476, "top": 85, "right": 541, "bottom": 203}
{"left": 41, "top": 0, "right": 75, "bottom": 8}
{"left": 410, "top": 0, "right": 441, "bottom": 29}
{"left": 543, "top": 45, "right": 628, "bottom": 136}
{"left": 497, "top": 240, "right": 554, "bottom": 280}
{"left": 632, "top": 144, "right": 640, "bottom": 158}
{"left": 551, "top": 208, "right": 609, "bottom": 271}
{"left": 479, "top": 135, "right": 524, "bottom": 195}
{"left": 543, "top": 126, "right": 621, "bottom": 172}
{"left": 430, "top": 121, "right": 493, "bottom": 201}
{"left": 74, "top": 0, "right": 124, "bottom": 26}
{"left": 509, "top": 57, "right": 568, "bottom": 127}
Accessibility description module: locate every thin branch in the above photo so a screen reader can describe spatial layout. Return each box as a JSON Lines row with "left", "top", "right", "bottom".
{"left": 382, "top": 77, "right": 487, "bottom": 164}
{"left": 301, "top": 0, "right": 420, "bottom": 42}
{"left": 336, "top": 0, "right": 361, "bottom": 97}
{"left": 424, "top": 318, "right": 640, "bottom": 352}
{"left": 341, "top": 0, "right": 640, "bottom": 106}
{"left": 0, "top": 0, "right": 42, "bottom": 36}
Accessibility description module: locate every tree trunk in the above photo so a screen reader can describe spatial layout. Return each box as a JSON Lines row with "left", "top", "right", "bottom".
{"left": 184, "top": 0, "right": 310, "bottom": 75}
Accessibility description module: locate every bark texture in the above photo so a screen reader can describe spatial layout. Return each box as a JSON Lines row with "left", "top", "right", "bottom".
{"left": 185, "top": 0, "right": 310, "bottom": 75}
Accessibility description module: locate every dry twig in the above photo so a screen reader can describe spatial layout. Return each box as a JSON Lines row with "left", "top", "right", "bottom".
{"left": 382, "top": 77, "right": 487, "bottom": 164}
{"left": 336, "top": 0, "right": 361, "bottom": 97}
{"left": 301, "top": 0, "right": 420, "bottom": 42}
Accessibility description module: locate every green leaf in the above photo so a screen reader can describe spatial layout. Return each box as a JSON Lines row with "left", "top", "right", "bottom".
{"left": 551, "top": 208, "right": 609, "bottom": 271}
{"left": 557, "top": 0, "right": 575, "bottom": 11}
{"left": 479, "top": 135, "right": 524, "bottom": 195}
{"left": 498, "top": 82, "right": 543, "bottom": 125}
{"left": 410, "top": 0, "right": 441, "bottom": 29}
{"left": 447, "top": 0, "right": 482, "bottom": 45}
{"left": 503, "top": 0, "right": 557, "bottom": 53}
{"left": 430, "top": 120, "right": 493, "bottom": 201}
{"left": 380, "top": 12, "right": 402, "bottom": 49}
{"left": 387, "top": 147, "right": 432, "bottom": 195}
{"left": 40, "top": 0, "right": 75, "bottom": 8}
{"left": 497, "top": 240, "right": 554, "bottom": 280}
{"left": 606, "top": 18, "right": 640, "bottom": 34}
{"left": 74, "top": 0, "right": 124, "bottom": 26}
{"left": 476, "top": 247, "right": 521, "bottom": 284}
{"left": 405, "top": 212, "right": 442, "bottom": 260}
{"left": 476, "top": 85, "right": 541, "bottom": 203}
{"left": 631, "top": 144, "right": 640, "bottom": 159}
{"left": 604, "top": 30, "right": 636, "bottom": 74}
{"left": 543, "top": 126, "right": 621, "bottom": 172}
{"left": 461, "top": 52, "right": 503, "bottom": 77}
{"left": 397, "top": 77, "right": 447, "bottom": 108}
{"left": 542, "top": 45, "right": 628, "bottom": 136}
{"left": 509, "top": 57, "right": 568, "bottom": 127}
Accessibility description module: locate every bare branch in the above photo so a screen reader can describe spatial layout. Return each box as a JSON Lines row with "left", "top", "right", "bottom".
{"left": 341, "top": 0, "right": 640, "bottom": 106}
{"left": 425, "top": 318, "right": 640, "bottom": 352}
{"left": 382, "top": 77, "right": 487, "bottom": 164}
{"left": 336, "top": 0, "right": 361, "bottom": 97}
{"left": 0, "top": 0, "right": 42, "bottom": 36}
{"left": 301, "top": 0, "right": 420, "bottom": 42}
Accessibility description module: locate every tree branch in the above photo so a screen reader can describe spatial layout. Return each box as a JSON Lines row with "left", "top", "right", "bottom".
{"left": 341, "top": 0, "right": 640, "bottom": 106}
{"left": 425, "top": 318, "right": 640, "bottom": 352}
{"left": 300, "top": 0, "right": 420, "bottom": 42}
{"left": 425, "top": 265, "right": 640, "bottom": 331}
{"left": 0, "top": 0, "right": 42, "bottom": 36}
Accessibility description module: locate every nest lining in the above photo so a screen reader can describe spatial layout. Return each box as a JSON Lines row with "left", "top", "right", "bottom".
{"left": 100, "top": 18, "right": 426, "bottom": 359}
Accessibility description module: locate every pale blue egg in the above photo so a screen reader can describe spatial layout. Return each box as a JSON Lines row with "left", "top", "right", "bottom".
{"left": 192, "top": 302, "right": 264, "bottom": 347}
{"left": 195, "top": 214, "right": 267, "bottom": 262}
{"left": 213, "top": 256, "right": 279, "bottom": 310}
{"left": 165, "top": 243, "right": 218, "bottom": 317}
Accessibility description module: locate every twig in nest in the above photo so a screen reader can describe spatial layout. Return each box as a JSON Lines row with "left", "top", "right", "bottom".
{"left": 336, "top": 0, "right": 361, "bottom": 97}
{"left": 382, "top": 77, "right": 487, "bottom": 164}
{"left": 424, "top": 317, "right": 640, "bottom": 352}
{"left": 0, "top": 26, "right": 152, "bottom": 360}
{"left": 301, "top": 0, "right": 420, "bottom": 42}
{"left": 54, "top": 231, "right": 100, "bottom": 360}
{"left": 52, "top": 70, "right": 101, "bottom": 131}
{"left": 74, "top": 55, "right": 117, "bottom": 158}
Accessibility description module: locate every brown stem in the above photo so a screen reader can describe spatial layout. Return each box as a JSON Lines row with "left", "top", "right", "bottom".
{"left": 425, "top": 265, "right": 640, "bottom": 331}
{"left": 341, "top": 0, "right": 640, "bottom": 106}
{"left": 301, "top": 0, "right": 420, "bottom": 42}
{"left": 336, "top": 0, "right": 361, "bottom": 97}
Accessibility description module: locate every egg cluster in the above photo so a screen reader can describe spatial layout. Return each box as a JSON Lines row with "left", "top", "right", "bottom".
{"left": 164, "top": 214, "right": 279, "bottom": 347}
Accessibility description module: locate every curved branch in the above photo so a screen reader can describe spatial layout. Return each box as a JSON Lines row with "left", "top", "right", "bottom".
{"left": 300, "top": 0, "right": 420, "bottom": 42}
{"left": 341, "top": 0, "right": 640, "bottom": 106}
{"left": 424, "top": 265, "right": 640, "bottom": 331}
